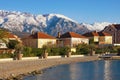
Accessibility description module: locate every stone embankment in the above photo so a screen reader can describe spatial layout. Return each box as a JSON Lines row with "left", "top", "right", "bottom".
{"left": 0, "top": 56, "right": 98, "bottom": 79}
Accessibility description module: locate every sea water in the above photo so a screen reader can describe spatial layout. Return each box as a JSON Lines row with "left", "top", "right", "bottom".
{"left": 23, "top": 60, "right": 120, "bottom": 80}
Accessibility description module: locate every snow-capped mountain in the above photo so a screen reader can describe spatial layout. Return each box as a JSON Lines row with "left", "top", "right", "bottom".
{"left": 81, "top": 22, "right": 112, "bottom": 31}
{"left": 0, "top": 10, "right": 112, "bottom": 36}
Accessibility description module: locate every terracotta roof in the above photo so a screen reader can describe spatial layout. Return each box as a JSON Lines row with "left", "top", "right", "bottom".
{"left": 98, "top": 32, "right": 111, "bottom": 36}
{"left": 83, "top": 31, "right": 111, "bottom": 37}
{"left": 60, "top": 32, "right": 87, "bottom": 38}
{"left": 28, "top": 32, "right": 56, "bottom": 39}
{"left": 37, "top": 32, "right": 56, "bottom": 39}
{"left": 83, "top": 31, "right": 99, "bottom": 37}
{"left": 8, "top": 33, "right": 16, "bottom": 38}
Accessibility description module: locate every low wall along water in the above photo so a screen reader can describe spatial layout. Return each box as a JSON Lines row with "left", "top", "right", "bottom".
{"left": 0, "top": 56, "right": 98, "bottom": 79}
{"left": 0, "top": 55, "right": 84, "bottom": 62}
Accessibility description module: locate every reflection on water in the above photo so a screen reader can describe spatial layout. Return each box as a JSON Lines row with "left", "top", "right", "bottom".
{"left": 23, "top": 60, "right": 120, "bottom": 80}
{"left": 104, "top": 60, "right": 111, "bottom": 80}
{"left": 69, "top": 63, "right": 80, "bottom": 80}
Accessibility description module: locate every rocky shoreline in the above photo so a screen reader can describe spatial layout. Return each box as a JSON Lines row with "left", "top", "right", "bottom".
{"left": 0, "top": 56, "right": 98, "bottom": 80}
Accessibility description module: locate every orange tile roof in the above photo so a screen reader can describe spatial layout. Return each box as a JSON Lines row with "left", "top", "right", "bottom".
{"left": 98, "top": 32, "right": 111, "bottom": 36}
{"left": 8, "top": 33, "right": 16, "bottom": 38}
{"left": 37, "top": 32, "right": 56, "bottom": 39}
{"left": 26, "top": 32, "right": 56, "bottom": 39}
{"left": 83, "top": 31, "right": 99, "bottom": 37}
{"left": 60, "top": 32, "right": 87, "bottom": 38}
{"left": 83, "top": 31, "right": 111, "bottom": 37}
{"left": 92, "top": 31, "right": 99, "bottom": 36}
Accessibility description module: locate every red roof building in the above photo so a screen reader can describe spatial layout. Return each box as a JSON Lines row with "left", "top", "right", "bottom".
{"left": 57, "top": 32, "right": 89, "bottom": 47}
{"left": 60, "top": 32, "right": 87, "bottom": 38}
{"left": 83, "top": 31, "right": 112, "bottom": 45}
{"left": 103, "top": 24, "right": 120, "bottom": 44}
{"left": 22, "top": 32, "right": 56, "bottom": 48}
{"left": 36, "top": 32, "right": 56, "bottom": 39}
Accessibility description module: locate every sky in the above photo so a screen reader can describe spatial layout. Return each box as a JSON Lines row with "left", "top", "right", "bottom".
{"left": 0, "top": 0, "right": 120, "bottom": 23}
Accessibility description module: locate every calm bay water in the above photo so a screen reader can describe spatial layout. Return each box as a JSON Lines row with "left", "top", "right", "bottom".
{"left": 23, "top": 60, "right": 120, "bottom": 80}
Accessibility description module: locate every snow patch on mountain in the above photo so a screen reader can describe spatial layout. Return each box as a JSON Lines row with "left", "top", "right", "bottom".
{"left": 0, "top": 17, "right": 4, "bottom": 24}
{"left": 0, "top": 10, "right": 113, "bottom": 36}
{"left": 49, "top": 14, "right": 78, "bottom": 23}
{"left": 81, "top": 22, "right": 112, "bottom": 31}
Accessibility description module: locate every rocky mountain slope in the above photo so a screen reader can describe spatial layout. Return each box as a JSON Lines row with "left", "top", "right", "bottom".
{"left": 0, "top": 10, "right": 112, "bottom": 36}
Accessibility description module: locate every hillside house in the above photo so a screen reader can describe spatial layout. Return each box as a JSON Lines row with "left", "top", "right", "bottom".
{"left": 22, "top": 32, "right": 56, "bottom": 48}
{"left": 103, "top": 24, "right": 120, "bottom": 45}
{"left": 83, "top": 31, "right": 112, "bottom": 45}
{"left": 57, "top": 32, "right": 89, "bottom": 47}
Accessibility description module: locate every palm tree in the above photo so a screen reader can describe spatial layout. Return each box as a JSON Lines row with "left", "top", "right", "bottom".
{"left": 14, "top": 43, "right": 24, "bottom": 60}
{"left": 42, "top": 45, "right": 49, "bottom": 58}
{"left": 89, "top": 43, "right": 96, "bottom": 56}
{"left": 7, "top": 40, "right": 19, "bottom": 49}
{"left": 15, "top": 43, "right": 23, "bottom": 53}
{"left": 0, "top": 29, "right": 9, "bottom": 47}
{"left": 64, "top": 46, "right": 71, "bottom": 57}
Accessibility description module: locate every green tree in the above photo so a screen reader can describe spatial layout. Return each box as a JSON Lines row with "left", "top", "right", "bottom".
{"left": 15, "top": 43, "right": 24, "bottom": 54}
{"left": 0, "top": 29, "right": 9, "bottom": 43}
{"left": 76, "top": 44, "right": 90, "bottom": 55}
{"left": 88, "top": 43, "right": 96, "bottom": 55}
{"left": 14, "top": 43, "right": 24, "bottom": 60}
{"left": 42, "top": 45, "right": 50, "bottom": 53}
{"left": 7, "top": 40, "right": 19, "bottom": 49}
{"left": 42, "top": 45, "right": 51, "bottom": 58}
{"left": 89, "top": 38, "right": 94, "bottom": 44}
{"left": 23, "top": 47, "right": 33, "bottom": 57}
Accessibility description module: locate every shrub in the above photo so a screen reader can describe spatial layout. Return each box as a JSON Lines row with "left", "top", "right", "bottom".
{"left": 58, "top": 47, "right": 69, "bottom": 55}
{"left": 112, "top": 46, "right": 120, "bottom": 53}
{"left": 49, "top": 47, "right": 59, "bottom": 56}
{"left": 76, "top": 44, "right": 90, "bottom": 55}
{"left": 0, "top": 53, "right": 13, "bottom": 58}
{"left": 117, "top": 48, "right": 120, "bottom": 54}
{"left": 31, "top": 48, "right": 43, "bottom": 56}
{"left": 95, "top": 48, "right": 104, "bottom": 54}
{"left": 23, "top": 47, "right": 34, "bottom": 57}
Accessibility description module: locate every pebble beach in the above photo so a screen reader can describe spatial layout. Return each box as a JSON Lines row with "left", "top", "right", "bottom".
{"left": 0, "top": 56, "right": 98, "bottom": 79}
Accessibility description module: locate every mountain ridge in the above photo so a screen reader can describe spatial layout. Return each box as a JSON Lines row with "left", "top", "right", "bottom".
{"left": 0, "top": 10, "right": 112, "bottom": 36}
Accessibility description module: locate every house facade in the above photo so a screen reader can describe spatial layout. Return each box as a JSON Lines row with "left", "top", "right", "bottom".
{"left": 103, "top": 24, "right": 120, "bottom": 45}
{"left": 83, "top": 31, "right": 112, "bottom": 45}
{"left": 57, "top": 32, "right": 89, "bottom": 47}
{"left": 98, "top": 32, "right": 112, "bottom": 45}
{"left": 22, "top": 32, "right": 56, "bottom": 48}
{"left": 83, "top": 31, "right": 99, "bottom": 44}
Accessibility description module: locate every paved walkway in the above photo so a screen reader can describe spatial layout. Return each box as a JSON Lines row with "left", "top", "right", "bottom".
{"left": 0, "top": 56, "right": 98, "bottom": 79}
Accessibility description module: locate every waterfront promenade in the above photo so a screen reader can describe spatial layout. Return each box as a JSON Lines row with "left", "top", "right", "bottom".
{"left": 0, "top": 56, "right": 98, "bottom": 79}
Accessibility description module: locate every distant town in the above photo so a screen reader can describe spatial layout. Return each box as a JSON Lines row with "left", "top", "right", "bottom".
{"left": 0, "top": 24, "right": 120, "bottom": 59}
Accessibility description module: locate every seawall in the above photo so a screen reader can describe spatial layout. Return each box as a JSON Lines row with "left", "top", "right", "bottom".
{"left": 0, "top": 56, "right": 98, "bottom": 79}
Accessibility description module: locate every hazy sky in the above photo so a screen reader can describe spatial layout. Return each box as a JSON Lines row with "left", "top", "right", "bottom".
{"left": 0, "top": 0, "right": 120, "bottom": 23}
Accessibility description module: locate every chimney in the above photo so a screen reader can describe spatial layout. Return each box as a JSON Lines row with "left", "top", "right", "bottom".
{"left": 32, "top": 30, "right": 35, "bottom": 35}
{"left": 94, "top": 30, "right": 97, "bottom": 33}
{"left": 57, "top": 32, "right": 61, "bottom": 38}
